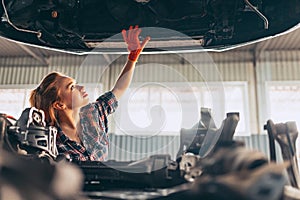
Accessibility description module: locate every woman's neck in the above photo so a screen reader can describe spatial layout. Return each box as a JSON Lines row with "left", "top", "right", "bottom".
{"left": 58, "top": 109, "right": 81, "bottom": 143}
{"left": 58, "top": 108, "right": 80, "bottom": 127}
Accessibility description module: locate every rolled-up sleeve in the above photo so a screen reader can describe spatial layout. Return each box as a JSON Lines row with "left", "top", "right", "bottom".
{"left": 78, "top": 91, "right": 118, "bottom": 161}
{"left": 96, "top": 91, "right": 118, "bottom": 116}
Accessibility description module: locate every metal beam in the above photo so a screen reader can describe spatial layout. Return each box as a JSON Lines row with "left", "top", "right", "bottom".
{"left": 103, "top": 54, "right": 112, "bottom": 64}
{"left": 252, "top": 39, "right": 270, "bottom": 62}
{"left": 17, "top": 43, "right": 49, "bottom": 66}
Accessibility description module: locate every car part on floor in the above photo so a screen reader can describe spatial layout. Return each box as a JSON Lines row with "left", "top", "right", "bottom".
{"left": 264, "top": 120, "right": 300, "bottom": 189}
{"left": 1, "top": 107, "right": 59, "bottom": 161}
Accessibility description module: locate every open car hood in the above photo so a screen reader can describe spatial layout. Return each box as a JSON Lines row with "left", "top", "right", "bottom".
{"left": 1, "top": 0, "right": 300, "bottom": 54}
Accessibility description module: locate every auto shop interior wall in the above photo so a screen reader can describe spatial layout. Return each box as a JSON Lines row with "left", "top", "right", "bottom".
{"left": 252, "top": 50, "right": 300, "bottom": 163}
{"left": 0, "top": 55, "right": 113, "bottom": 86}
{"left": 1, "top": 51, "right": 298, "bottom": 160}
{"left": 108, "top": 52, "right": 257, "bottom": 133}
{"left": 256, "top": 50, "right": 300, "bottom": 133}
{"left": 105, "top": 52, "right": 262, "bottom": 161}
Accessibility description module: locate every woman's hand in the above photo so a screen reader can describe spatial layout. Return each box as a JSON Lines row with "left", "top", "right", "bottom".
{"left": 112, "top": 25, "right": 150, "bottom": 100}
{"left": 122, "top": 25, "right": 150, "bottom": 62}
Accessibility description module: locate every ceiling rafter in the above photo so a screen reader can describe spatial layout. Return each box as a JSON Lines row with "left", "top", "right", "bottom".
{"left": 17, "top": 43, "right": 49, "bottom": 66}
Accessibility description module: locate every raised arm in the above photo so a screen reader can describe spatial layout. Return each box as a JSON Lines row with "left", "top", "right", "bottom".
{"left": 111, "top": 25, "right": 150, "bottom": 100}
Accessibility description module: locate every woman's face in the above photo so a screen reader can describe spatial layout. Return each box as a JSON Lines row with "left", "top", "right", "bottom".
{"left": 57, "top": 76, "right": 89, "bottom": 110}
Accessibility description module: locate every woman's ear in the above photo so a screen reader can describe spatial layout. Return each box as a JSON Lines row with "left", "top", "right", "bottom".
{"left": 53, "top": 101, "right": 66, "bottom": 110}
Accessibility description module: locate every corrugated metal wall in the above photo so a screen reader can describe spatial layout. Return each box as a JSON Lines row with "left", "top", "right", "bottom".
{"left": 0, "top": 55, "right": 113, "bottom": 86}
{"left": 0, "top": 52, "right": 254, "bottom": 85}
{"left": 258, "top": 51, "right": 300, "bottom": 81}
{"left": 1, "top": 50, "right": 299, "bottom": 84}
{"left": 108, "top": 134, "right": 276, "bottom": 161}
{"left": 109, "top": 52, "right": 254, "bottom": 83}
{"left": 108, "top": 134, "right": 180, "bottom": 161}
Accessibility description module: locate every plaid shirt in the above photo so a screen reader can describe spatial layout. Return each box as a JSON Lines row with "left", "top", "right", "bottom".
{"left": 56, "top": 91, "right": 118, "bottom": 161}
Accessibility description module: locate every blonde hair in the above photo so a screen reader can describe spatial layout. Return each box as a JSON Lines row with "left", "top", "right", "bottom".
{"left": 29, "top": 72, "right": 64, "bottom": 125}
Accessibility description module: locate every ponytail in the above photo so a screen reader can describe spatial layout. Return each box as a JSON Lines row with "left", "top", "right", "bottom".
{"left": 29, "top": 72, "right": 63, "bottom": 125}
{"left": 29, "top": 88, "right": 39, "bottom": 108}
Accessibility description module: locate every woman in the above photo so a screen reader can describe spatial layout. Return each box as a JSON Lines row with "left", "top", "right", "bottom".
{"left": 29, "top": 26, "right": 150, "bottom": 161}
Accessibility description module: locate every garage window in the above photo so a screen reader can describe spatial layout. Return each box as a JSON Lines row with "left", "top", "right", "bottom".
{"left": 266, "top": 82, "right": 300, "bottom": 128}
{"left": 0, "top": 84, "right": 102, "bottom": 119}
{"left": 115, "top": 82, "right": 250, "bottom": 136}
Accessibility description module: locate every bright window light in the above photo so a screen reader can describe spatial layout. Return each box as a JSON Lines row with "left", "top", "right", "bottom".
{"left": 115, "top": 82, "right": 250, "bottom": 136}
{"left": 0, "top": 84, "right": 102, "bottom": 119}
